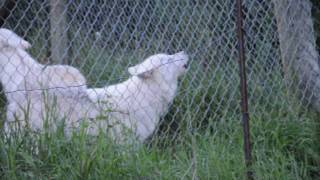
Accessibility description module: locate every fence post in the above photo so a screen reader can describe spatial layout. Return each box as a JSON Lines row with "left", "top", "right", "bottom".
{"left": 235, "top": 0, "right": 254, "bottom": 179}
{"left": 50, "top": 0, "right": 68, "bottom": 64}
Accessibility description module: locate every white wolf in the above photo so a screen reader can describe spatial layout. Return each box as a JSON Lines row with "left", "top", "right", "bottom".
{"left": 87, "top": 51, "right": 189, "bottom": 142}
{"left": 0, "top": 28, "right": 98, "bottom": 134}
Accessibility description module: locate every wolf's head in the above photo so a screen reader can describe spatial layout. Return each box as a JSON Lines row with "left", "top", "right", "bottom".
{"left": 128, "top": 51, "right": 189, "bottom": 83}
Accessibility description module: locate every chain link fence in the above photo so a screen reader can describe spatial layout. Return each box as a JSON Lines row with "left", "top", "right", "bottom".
{"left": 0, "top": 0, "right": 241, "bottom": 140}
{"left": 0, "top": 0, "right": 320, "bottom": 177}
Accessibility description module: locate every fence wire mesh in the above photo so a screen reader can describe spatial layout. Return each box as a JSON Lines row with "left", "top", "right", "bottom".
{"left": 0, "top": 0, "right": 320, "bottom": 177}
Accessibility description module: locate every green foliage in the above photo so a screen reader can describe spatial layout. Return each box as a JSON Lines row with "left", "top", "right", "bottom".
{"left": 0, "top": 100, "right": 319, "bottom": 179}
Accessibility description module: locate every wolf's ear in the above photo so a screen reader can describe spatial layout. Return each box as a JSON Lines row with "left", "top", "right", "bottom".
{"left": 128, "top": 65, "right": 154, "bottom": 79}
{"left": 18, "top": 39, "right": 31, "bottom": 49}
{"left": 10, "top": 39, "right": 31, "bottom": 50}
{"left": 0, "top": 28, "right": 31, "bottom": 49}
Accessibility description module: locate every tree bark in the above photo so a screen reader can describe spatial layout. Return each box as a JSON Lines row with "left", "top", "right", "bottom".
{"left": 272, "top": 0, "right": 320, "bottom": 111}
{"left": 50, "top": 0, "right": 68, "bottom": 64}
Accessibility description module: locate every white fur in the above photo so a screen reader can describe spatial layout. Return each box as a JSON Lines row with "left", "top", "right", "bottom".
{"left": 0, "top": 28, "right": 98, "bottom": 134}
{"left": 87, "top": 51, "right": 189, "bottom": 141}
{"left": 0, "top": 28, "right": 31, "bottom": 50}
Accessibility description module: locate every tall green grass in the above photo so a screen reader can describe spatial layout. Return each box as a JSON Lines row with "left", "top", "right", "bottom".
{"left": 0, "top": 105, "right": 319, "bottom": 179}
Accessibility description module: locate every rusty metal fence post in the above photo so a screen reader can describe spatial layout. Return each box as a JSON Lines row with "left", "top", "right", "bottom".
{"left": 235, "top": 0, "right": 254, "bottom": 179}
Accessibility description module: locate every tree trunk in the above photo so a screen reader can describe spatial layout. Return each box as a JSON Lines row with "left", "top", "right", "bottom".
{"left": 50, "top": 0, "right": 68, "bottom": 64}
{"left": 272, "top": 0, "right": 320, "bottom": 111}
